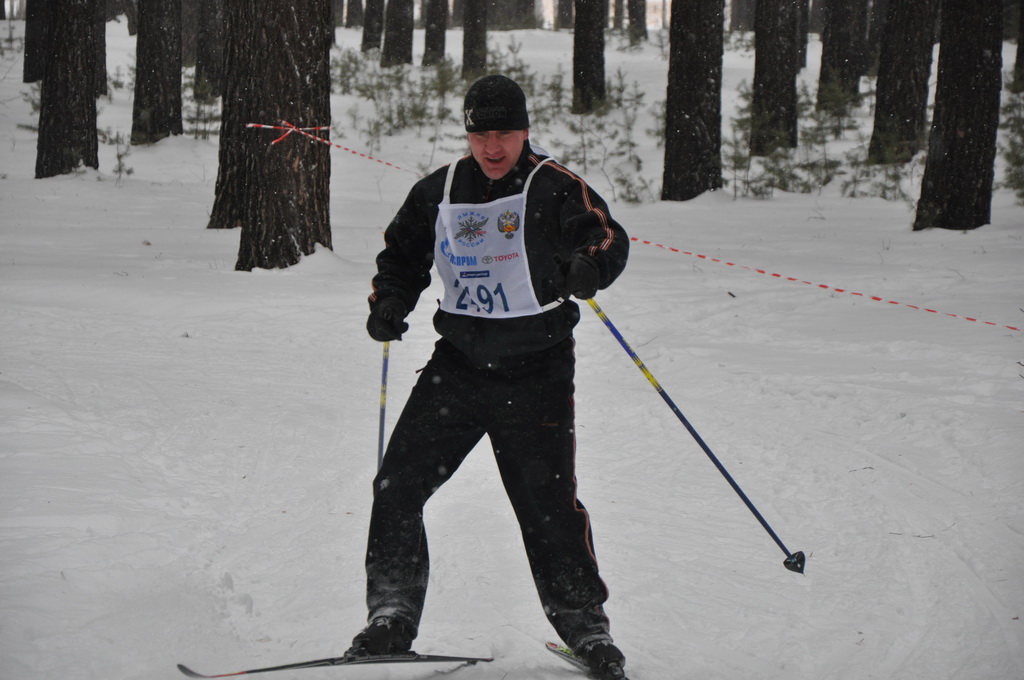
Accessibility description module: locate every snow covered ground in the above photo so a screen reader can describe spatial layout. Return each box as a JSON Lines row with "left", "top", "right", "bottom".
{"left": 2, "top": 20, "right": 1023, "bottom": 680}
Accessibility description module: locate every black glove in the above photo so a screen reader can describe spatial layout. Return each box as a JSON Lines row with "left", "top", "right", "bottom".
{"left": 366, "top": 298, "right": 409, "bottom": 342}
{"left": 560, "top": 254, "right": 600, "bottom": 300}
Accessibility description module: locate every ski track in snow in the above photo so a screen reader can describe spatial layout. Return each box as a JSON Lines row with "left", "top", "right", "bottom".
{"left": 2, "top": 20, "right": 1023, "bottom": 680}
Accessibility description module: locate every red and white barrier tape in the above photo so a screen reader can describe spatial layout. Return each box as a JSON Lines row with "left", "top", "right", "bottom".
{"left": 244, "top": 125, "right": 1019, "bottom": 333}
{"left": 632, "top": 238, "right": 1022, "bottom": 332}
{"left": 247, "top": 121, "right": 421, "bottom": 177}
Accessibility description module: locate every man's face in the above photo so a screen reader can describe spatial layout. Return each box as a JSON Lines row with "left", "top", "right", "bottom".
{"left": 468, "top": 129, "right": 529, "bottom": 180}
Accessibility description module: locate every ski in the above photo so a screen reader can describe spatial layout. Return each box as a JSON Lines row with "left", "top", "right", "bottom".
{"left": 177, "top": 651, "right": 493, "bottom": 678}
{"left": 546, "top": 642, "right": 590, "bottom": 672}
{"left": 545, "top": 642, "right": 628, "bottom": 680}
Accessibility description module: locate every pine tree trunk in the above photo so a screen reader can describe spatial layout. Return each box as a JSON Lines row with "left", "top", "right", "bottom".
{"left": 24, "top": 0, "right": 47, "bottom": 83}
{"left": 423, "top": 0, "right": 448, "bottom": 65}
{"left": 867, "top": 0, "right": 938, "bottom": 163}
{"left": 913, "top": 0, "right": 1002, "bottom": 231}
{"left": 521, "top": 0, "right": 538, "bottom": 27}
{"left": 808, "top": 0, "right": 825, "bottom": 34}
{"left": 207, "top": 0, "right": 248, "bottom": 233}
{"left": 730, "top": 0, "right": 755, "bottom": 31}
{"left": 381, "top": 0, "right": 414, "bottom": 66}
{"left": 195, "top": 0, "right": 224, "bottom": 99}
{"left": 346, "top": 0, "right": 364, "bottom": 28}
{"left": 817, "top": 0, "right": 866, "bottom": 111}
{"left": 627, "top": 0, "right": 647, "bottom": 44}
{"left": 488, "top": 0, "right": 536, "bottom": 30}
{"left": 181, "top": 0, "right": 197, "bottom": 66}
{"left": 208, "top": 0, "right": 333, "bottom": 271}
{"left": 94, "top": 1, "right": 107, "bottom": 98}
{"left": 662, "top": 0, "right": 724, "bottom": 200}
{"left": 572, "top": 0, "right": 606, "bottom": 113}
{"left": 867, "top": 0, "right": 889, "bottom": 68}
{"left": 797, "top": 0, "right": 809, "bottom": 68}
{"left": 362, "top": 0, "right": 384, "bottom": 52}
{"left": 555, "top": 0, "right": 573, "bottom": 29}
{"left": 35, "top": 0, "right": 99, "bottom": 178}
{"left": 1015, "top": 0, "right": 1024, "bottom": 86}
{"left": 750, "top": 0, "right": 799, "bottom": 155}
{"left": 462, "top": 1, "right": 487, "bottom": 79}
{"left": 131, "top": 0, "right": 183, "bottom": 145}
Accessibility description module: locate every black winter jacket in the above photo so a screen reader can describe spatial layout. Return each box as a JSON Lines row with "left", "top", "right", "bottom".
{"left": 368, "top": 142, "right": 629, "bottom": 366}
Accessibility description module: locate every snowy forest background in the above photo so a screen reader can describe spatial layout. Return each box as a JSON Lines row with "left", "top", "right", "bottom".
{"left": 2, "top": 2, "right": 1024, "bottom": 680}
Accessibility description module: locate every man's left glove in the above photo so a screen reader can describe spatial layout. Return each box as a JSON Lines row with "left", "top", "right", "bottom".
{"left": 367, "top": 298, "right": 409, "bottom": 342}
{"left": 560, "top": 253, "right": 600, "bottom": 300}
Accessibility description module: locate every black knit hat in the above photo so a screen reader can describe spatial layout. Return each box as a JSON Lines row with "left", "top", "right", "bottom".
{"left": 463, "top": 75, "right": 530, "bottom": 132}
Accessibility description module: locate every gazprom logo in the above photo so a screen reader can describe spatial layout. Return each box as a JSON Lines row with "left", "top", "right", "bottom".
{"left": 440, "top": 239, "right": 478, "bottom": 267}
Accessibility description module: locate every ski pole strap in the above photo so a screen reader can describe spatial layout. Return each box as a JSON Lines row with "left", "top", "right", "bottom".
{"left": 377, "top": 341, "right": 390, "bottom": 471}
{"left": 585, "top": 298, "right": 805, "bottom": 574}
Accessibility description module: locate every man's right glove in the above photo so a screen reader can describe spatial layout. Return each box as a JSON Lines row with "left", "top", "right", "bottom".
{"left": 366, "top": 298, "right": 409, "bottom": 342}
{"left": 560, "top": 253, "right": 600, "bottom": 300}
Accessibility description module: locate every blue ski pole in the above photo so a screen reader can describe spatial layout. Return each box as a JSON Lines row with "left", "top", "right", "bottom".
{"left": 377, "top": 341, "right": 390, "bottom": 471}
{"left": 586, "top": 298, "right": 806, "bottom": 574}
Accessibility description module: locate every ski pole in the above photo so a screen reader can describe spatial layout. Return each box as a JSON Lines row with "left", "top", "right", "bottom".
{"left": 586, "top": 298, "right": 806, "bottom": 574}
{"left": 377, "top": 341, "right": 390, "bottom": 471}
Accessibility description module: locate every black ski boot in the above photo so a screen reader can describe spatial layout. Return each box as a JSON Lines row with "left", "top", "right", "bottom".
{"left": 575, "top": 640, "right": 628, "bottom": 680}
{"left": 344, "top": 617, "right": 415, "bottom": 658}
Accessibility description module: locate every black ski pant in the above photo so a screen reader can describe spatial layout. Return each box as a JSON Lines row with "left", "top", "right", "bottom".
{"left": 363, "top": 337, "right": 611, "bottom": 650}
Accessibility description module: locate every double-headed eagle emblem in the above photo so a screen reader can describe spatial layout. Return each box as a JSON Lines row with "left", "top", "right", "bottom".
{"left": 497, "top": 210, "right": 520, "bottom": 239}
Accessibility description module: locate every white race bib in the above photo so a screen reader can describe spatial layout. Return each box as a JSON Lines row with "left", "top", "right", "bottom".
{"left": 434, "top": 159, "right": 559, "bottom": 318}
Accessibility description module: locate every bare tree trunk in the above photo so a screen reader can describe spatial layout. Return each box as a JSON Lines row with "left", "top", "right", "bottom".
{"left": 209, "top": 0, "right": 333, "bottom": 271}
{"left": 572, "top": 0, "right": 606, "bottom": 113}
{"left": 94, "top": 0, "right": 107, "bottom": 97}
{"left": 627, "top": 0, "right": 646, "bottom": 44}
{"left": 797, "top": 0, "right": 809, "bottom": 68}
{"left": 867, "top": 0, "right": 938, "bottom": 163}
{"left": 131, "top": 0, "right": 183, "bottom": 145}
{"left": 362, "top": 0, "right": 384, "bottom": 52}
{"left": 914, "top": 0, "right": 1002, "bottom": 231}
{"left": 462, "top": 1, "right": 487, "bottom": 79}
{"left": 867, "top": 0, "right": 889, "bottom": 68}
{"left": 181, "top": 0, "right": 197, "bottom": 66}
{"left": 750, "top": 0, "right": 800, "bottom": 155}
{"left": 195, "top": 0, "right": 224, "bottom": 99}
{"left": 346, "top": 0, "right": 364, "bottom": 27}
{"left": 808, "top": 0, "right": 824, "bottom": 34}
{"left": 488, "top": 0, "right": 536, "bottom": 29}
{"left": 1015, "top": 0, "right": 1024, "bottom": 86}
{"left": 24, "top": 0, "right": 47, "bottom": 83}
{"left": 730, "top": 0, "right": 755, "bottom": 32}
{"left": 381, "top": 0, "right": 414, "bottom": 66}
{"left": 555, "top": 0, "right": 573, "bottom": 29}
{"left": 36, "top": 0, "right": 99, "bottom": 178}
{"left": 817, "top": 0, "right": 867, "bottom": 111}
{"left": 423, "top": 0, "right": 448, "bottom": 65}
{"left": 662, "top": 0, "right": 723, "bottom": 200}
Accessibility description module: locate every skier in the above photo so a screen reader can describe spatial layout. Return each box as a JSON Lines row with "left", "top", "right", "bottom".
{"left": 347, "top": 74, "right": 631, "bottom": 680}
